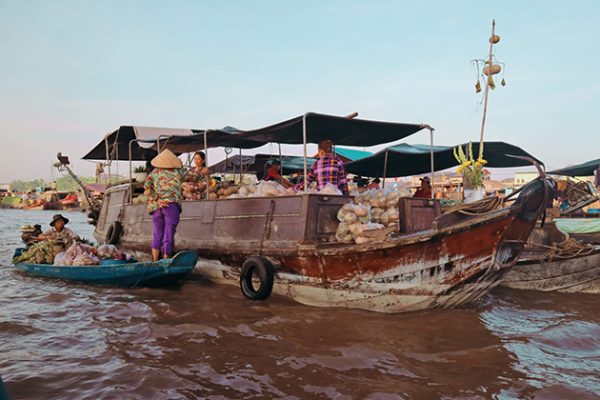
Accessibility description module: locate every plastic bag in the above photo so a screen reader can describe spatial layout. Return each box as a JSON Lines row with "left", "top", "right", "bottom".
{"left": 73, "top": 253, "right": 100, "bottom": 265}
{"left": 53, "top": 251, "right": 74, "bottom": 266}
{"left": 319, "top": 183, "right": 342, "bottom": 195}
{"left": 97, "top": 244, "right": 119, "bottom": 259}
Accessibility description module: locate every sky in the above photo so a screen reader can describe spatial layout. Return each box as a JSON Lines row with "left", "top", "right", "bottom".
{"left": 0, "top": 0, "right": 599, "bottom": 183}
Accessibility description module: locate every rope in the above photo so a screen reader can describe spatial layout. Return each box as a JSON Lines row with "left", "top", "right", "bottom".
{"left": 443, "top": 196, "right": 503, "bottom": 216}
{"left": 527, "top": 238, "right": 596, "bottom": 264}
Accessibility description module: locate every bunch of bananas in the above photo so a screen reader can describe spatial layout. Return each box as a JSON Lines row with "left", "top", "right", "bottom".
{"left": 13, "top": 240, "right": 65, "bottom": 265}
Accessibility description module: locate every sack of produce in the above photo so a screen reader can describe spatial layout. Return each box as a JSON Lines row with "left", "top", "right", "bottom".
{"left": 73, "top": 253, "right": 100, "bottom": 265}
{"left": 319, "top": 183, "right": 343, "bottom": 195}
{"left": 256, "top": 181, "right": 288, "bottom": 197}
{"left": 53, "top": 251, "right": 74, "bottom": 266}
{"left": 238, "top": 184, "right": 258, "bottom": 198}
{"left": 337, "top": 203, "right": 370, "bottom": 224}
{"left": 335, "top": 222, "right": 354, "bottom": 243}
{"left": 97, "top": 244, "right": 120, "bottom": 259}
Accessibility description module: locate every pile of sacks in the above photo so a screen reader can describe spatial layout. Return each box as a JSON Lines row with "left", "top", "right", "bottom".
{"left": 53, "top": 243, "right": 130, "bottom": 266}
{"left": 231, "top": 181, "right": 296, "bottom": 198}
{"left": 354, "top": 189, "right": 402, "bottom": 226}
{"left": 335, "top": 188, "right": 408, "bottom": 244}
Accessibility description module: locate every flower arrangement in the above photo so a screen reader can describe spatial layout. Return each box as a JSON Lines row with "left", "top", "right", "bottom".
{"left": 453, "top": 143, "right": 487, "bottom": 188}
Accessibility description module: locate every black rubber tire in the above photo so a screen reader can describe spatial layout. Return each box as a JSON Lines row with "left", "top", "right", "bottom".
{"left": 239, "top": 257, "right": 274, "bottom": 300}
{"left": 105, "top": 221, "right": 122, "bottom": 245}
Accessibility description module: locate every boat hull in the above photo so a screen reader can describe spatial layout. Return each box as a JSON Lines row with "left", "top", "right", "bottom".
{"left": 97, "top": 179, "right": 549, "bottom": 313}
{"left": 13, "top": 251, "right": 198, "bottom": 287}
{"left": 503, "top": 249, "right": 600, "bottom": 293}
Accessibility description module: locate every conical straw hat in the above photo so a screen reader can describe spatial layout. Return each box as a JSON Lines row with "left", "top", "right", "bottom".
{"left": 151, "top": 149, "right": 183, "bottom": 169}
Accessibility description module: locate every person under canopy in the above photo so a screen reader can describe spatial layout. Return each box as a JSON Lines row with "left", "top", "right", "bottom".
{"left": 413, "top": 176, "right": 432, "bottom": 199}
{"left": 295, "top": 140, "right": 349, "bottom": 195}
{"left": 262, "top": 160, "right": 293, "bottom": 188}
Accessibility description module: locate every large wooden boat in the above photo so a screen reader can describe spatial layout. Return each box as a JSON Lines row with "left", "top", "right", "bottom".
{"left": 82, "top": 113, "right": 550, "bottom": 313}
{"left": 95, "top": 180, "right": 546, "bottom": 312}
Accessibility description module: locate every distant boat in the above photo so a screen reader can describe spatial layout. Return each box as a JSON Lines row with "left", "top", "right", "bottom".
{"left": 12, "top": 250, "right": 198, "bottom": 287}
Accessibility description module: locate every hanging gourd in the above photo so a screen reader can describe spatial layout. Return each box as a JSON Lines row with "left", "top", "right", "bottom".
{"left": 475, "top": 80, "right": 482, "bottom": 93}
{"left": 483, "top": 64, "right": 502, "bottom": 76}
{"left": 487, "top": 76, "right": 496, "bottom": 90}
{"left": 501, "top": 78, "right": 506, "bottom": 86}
{"left": 489, "top": 34, "right": 501, "bottom": 44}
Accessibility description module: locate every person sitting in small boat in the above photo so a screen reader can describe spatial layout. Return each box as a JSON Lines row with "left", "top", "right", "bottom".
{"left": 368, "top": 178, "right": 381, "bottom": 190}
{"left": 36, "top": 214, "right": 81, "bottom": 244}
{"left": 263, "top": 160, "right": 293, "bottom": 188}
{"left": 182, "top": 151, "right": 210, "bottom": 200}
{"left": 295, "top": 140, "right": 349, "bottom": 195}
{"left": 413, "top": 176, "right": 432, "bottom": 199}
{"left": 144, "top": 149, "right": 183, "bottom": 261}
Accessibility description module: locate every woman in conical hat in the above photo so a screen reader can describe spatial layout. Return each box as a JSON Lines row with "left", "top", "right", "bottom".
{"left": 143, "top": 149, "right": 183, "bottom": 261}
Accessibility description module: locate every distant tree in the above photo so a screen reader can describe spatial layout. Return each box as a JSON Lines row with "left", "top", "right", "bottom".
{"left": 55, "top": 174, "right": 95, "bottom": 192}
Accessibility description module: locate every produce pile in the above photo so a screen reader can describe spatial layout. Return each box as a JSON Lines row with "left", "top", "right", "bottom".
{"left": 231, "top": 181, "right": 296, "bottom": 198}
{"left": 13, "top": 241, "right": 132, "bottom": 266}
{"left": 54, "top": 242, "right": 100, "bottom": 266}
{"left": 13, "top": 240, "right": 65, "bottom": 265}
{"left": 336, "top": 188, "right": 408, "bottom": 244}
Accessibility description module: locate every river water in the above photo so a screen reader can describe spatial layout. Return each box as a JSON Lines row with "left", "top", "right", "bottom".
{"left": 0, "top": 209, "right": 599, "bottom": 399}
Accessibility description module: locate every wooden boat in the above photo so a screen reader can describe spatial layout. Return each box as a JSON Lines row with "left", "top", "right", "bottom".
{"left": 12, "top": 249, "right": 198, "bottom": 287}
{"left": 80, "top": 113, "right": 551, "bottom": 313}
{"left": 501, "top": 158, "right": 600, "bottom": 293}
{"left": 502, "top": 222, "right": 600, "bottom": 293}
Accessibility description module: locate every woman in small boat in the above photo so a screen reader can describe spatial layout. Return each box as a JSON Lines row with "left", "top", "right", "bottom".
{"left": 144, "top": 149, "right": 183, "bottom": 261}
{"left": 36, "top": 214, "right": 81, "bottom": 244}
{"left": 263, "top": 160, "right": 293, "bottom": 188}
{"left": 182, "top": 151, "right": 210, "bottom": 200}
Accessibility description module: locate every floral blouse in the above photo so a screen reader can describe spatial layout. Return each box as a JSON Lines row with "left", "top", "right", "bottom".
{"left": 144, "top": 168, "right": 182, "bottom": 213}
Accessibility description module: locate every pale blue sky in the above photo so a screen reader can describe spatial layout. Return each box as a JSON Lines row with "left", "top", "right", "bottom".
{"left": 0, "top": 0, "right": 598, "bottom": 182}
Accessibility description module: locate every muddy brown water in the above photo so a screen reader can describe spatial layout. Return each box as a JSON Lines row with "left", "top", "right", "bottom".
{"left": 1, "top": 209, "right": 599, "bottom": 399}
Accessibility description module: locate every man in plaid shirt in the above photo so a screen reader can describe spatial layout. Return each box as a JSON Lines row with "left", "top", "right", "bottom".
{"left": 295, "top": 140, "right": 349, "bottom": 195}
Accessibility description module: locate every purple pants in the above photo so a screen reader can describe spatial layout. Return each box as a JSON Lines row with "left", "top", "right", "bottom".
{"left": 151, "top": 203, "right": 180, "bottom": 257}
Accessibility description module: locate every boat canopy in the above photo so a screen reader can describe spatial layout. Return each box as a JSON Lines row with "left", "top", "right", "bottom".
{"left": 81, "top": 113, "right": 426, "bottom": 161}
{"left": 346, "top": 141, "right": 543, "bottom": 177}
{"left": 82, "top": 126, "right": 200, "bottom": 161}
{"left": 547, "top": 158, "right": 600, "bottom": 177}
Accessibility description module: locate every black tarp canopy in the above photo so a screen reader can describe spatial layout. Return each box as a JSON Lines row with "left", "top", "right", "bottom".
{"left": 81, "top": 113, "right": 427, "bottom": 161}
{"left": 222, "top": 112, "right": 426, "bottom": 146}
{"left": 547, "top": 158, "right": 600, "bottom": 177}
{"left": 346, "top": 141, "right": 543, "bottom": 177}
{"left": 82, "top": 126, "right": 203, "bottom": 161}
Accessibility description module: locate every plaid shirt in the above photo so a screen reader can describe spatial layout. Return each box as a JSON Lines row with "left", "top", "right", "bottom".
{"left": 295, "top": 154, "right": 348, "bottom": 195}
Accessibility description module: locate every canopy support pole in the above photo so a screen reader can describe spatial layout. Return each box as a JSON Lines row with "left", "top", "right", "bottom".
{"left": 128, "top": 139, "right": 135, "bottom": 203}
{"left": 429, "top": 127, "right": 435, "bottom": 199}
{"left": 204, "top": 131, "right": 209, "bottom": 199}
{"left": 382, "top": 150, "right": 389, "bottom": 189}
{"left": 238, "top": 148, "right": 242, "bottom": 184}
{"left": 104, "top": 133, "right": 111, "bottom": 185}
{"left": 302, "top": 114, "right": 308, "bottom": 193}
{"left": 278, "top": 143, "right": 283, "bottom": 176}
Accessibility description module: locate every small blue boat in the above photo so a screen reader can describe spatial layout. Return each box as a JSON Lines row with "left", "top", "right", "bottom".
{"left": 12, "top": 249, "right": 198, "bottom": 287}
